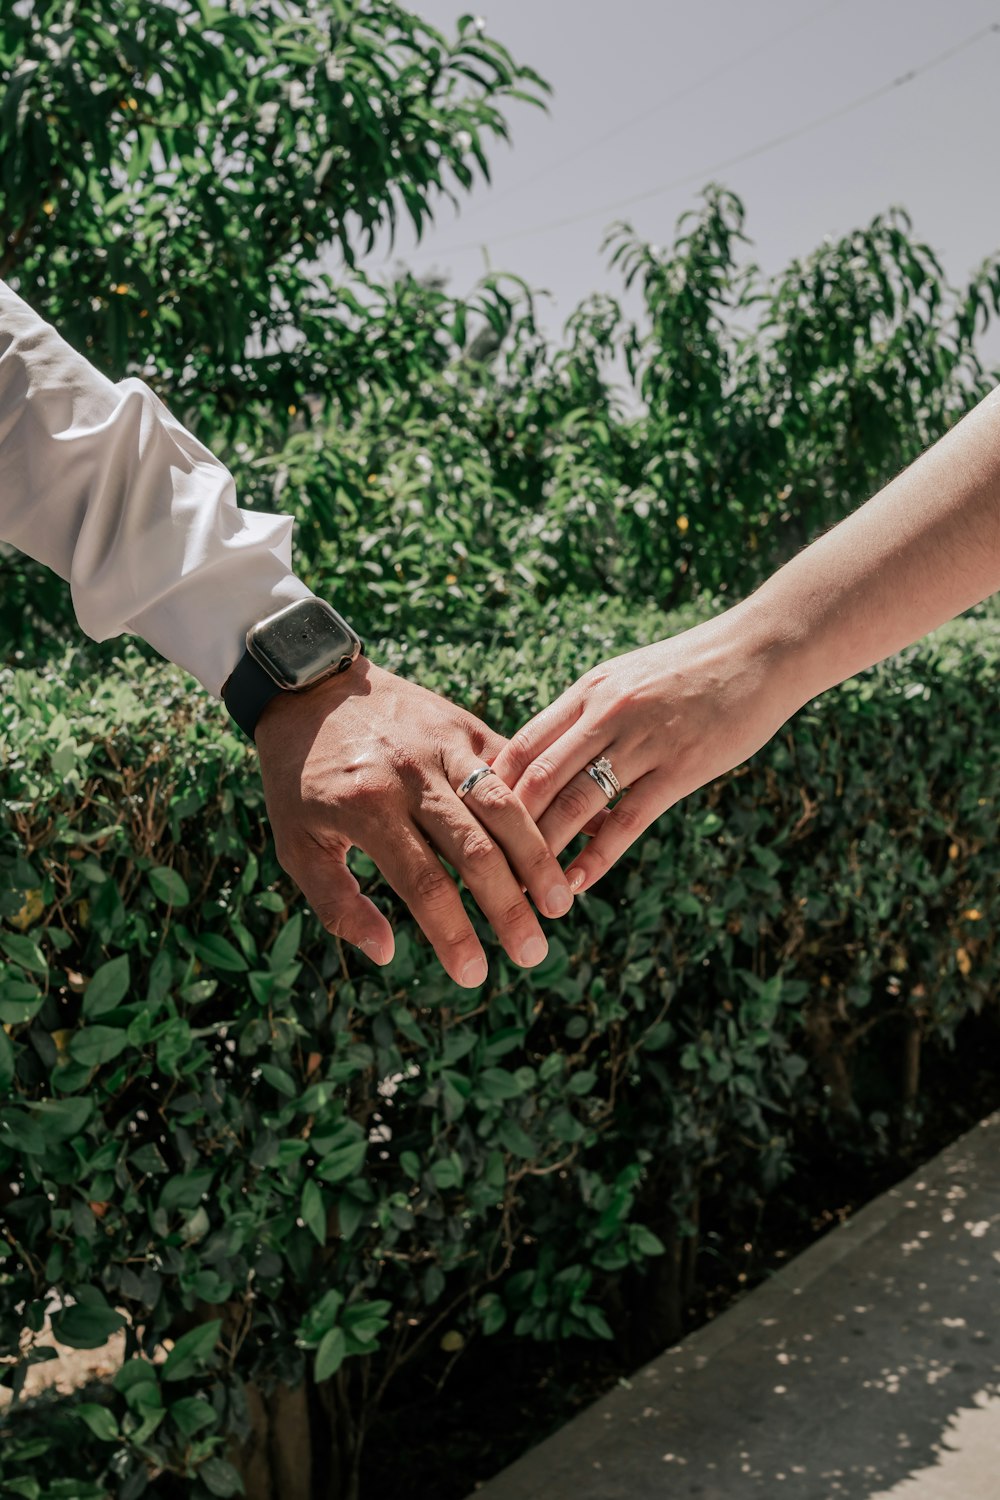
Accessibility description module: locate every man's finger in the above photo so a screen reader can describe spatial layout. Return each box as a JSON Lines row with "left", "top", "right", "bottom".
{"left": 562, "top": 775, "right": 667, "bottom": 892}
{"left": 458, "top": 770, "right": 574, "bottom": 921}
{"left": 374, "top": 830, "right": 489, "bottom": 989}
{"left": 295, "top": 853, "right": 395, "bottom": 965}
{"left": 426, "top": 794, "right": 550, "bottom": 970}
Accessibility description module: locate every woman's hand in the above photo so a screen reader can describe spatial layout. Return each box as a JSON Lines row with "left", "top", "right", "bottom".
{"left": 491, "top": 607, "right": 803, "bottom": 893}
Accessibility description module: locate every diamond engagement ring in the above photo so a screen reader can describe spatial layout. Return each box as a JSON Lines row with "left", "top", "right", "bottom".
{"left": 587, "top": 755, "right": 622, "bottom": 802}
{"left": 457, "top": 765, "right": 496, "bottom": 800}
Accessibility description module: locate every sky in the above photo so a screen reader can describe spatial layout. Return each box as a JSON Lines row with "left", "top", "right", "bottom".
{"left": 362, "top": 0, "right": 1000, "bottom": 366}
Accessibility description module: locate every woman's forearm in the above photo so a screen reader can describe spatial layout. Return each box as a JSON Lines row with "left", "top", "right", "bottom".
{"left": 495, "top": 385, "right": 1000, "bottom": 892}
{"left": 738, "top": 385, "right": 1000, "bottom": 710}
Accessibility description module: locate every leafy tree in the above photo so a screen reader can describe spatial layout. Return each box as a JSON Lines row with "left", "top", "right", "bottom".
{"left": 262, "top": 190, "right": 1000, "bottom": 637}
{"left": 0, "top": 0, "right": 546, "bottom": 417}
{"left": 0, "top": 0, "right": 547, "bottom": 649}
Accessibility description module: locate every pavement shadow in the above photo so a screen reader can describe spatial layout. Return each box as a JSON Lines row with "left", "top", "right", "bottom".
{"left": 474, "top": 1118, "right": 1000, "bottom": 1500}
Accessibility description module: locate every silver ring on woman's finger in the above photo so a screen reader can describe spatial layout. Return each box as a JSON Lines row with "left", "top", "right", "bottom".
{"left": 586, "top": 755, "right": 622, "bottom": 802}
{"left": 457, "top": 765, "right": 496, "bottom": 800}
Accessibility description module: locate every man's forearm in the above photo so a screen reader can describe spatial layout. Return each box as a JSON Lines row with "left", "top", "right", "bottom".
{"left": 736, "top": 385, "right": 1000, "bottom": 709}
{"left": 0, "top": 280, "right": 312, "bottom": 694}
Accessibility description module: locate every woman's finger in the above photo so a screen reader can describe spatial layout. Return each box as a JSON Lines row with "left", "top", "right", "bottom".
{"left": 562, "top": 774, "right": 670, "bottom": 892}
{"left": 505, "top": 720, "right": 614, "bottom": 825}
{"left": 535, "top": 743, "right": 637, "bottom": 861}
{"left": 490, "top": 687, "right": 586, "bottom": 792}
{"left": 581, "top": 807, "right": 609, "bottom": 839}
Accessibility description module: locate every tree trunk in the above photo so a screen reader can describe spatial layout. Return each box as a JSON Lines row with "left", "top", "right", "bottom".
{"left": 628, "top": 1221, "right": 686, "bottom": 1363}
{"left": 234, "top": 1380, "right": 315, "bottom": 1500}
{"left": 899, "top": 1015, "right": 922, "bottom": 1145}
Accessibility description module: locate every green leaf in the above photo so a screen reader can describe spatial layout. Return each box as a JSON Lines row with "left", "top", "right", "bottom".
{"left": 1, "top": 1479, "right": 41, "bottom": 1498}
{"left": 83, "top": 955, "right": 131, "bottom": 1017}
{"left": 399, "top": 1150, "right": 422, "bottom": 1180}
{"left": 632, "top": 1225, "right": 667, "bottom": 1257}
{"left": 314, "top": 1325, "right": 347, "bottom": 1382}
{"left": 315, "top": 1139, "right": 367, "bottom": 1184}
{"left": 477, "top": 1293, "right": 506, "bottom": 1335}
{"left": 75, "top": 1403, "right": 119, "bottom": 1441}
{"left": 259, "top": 1063, "right": 297, "bottom": 1097}
{"left": 52, "top": 1298, "right": 126, "bottom": 1350}
{"left": 114, "top": 1358, "right": 160, "bottom": 1401}
{"left": 0, "top": 1029, "right": 14, "bottom": 1095}
{"left": 191, "top": 934, "right": 248, "bottom": 973}
{"left": 0, "top": 1107, "right": 45, "bottom": 1153}
{"left": 301, "top": 1179, "right": 327, "bottom": 1245}
{"left": 476, "top": 1067, "right": 525, "bottom": 1100}
{"left": 149, "top": 866, "right": 190, "bottom": 907}
{"left": 169, "top": 1394, "right": 216, "bottom": 1437}
{"left": 69, "top": 1026, "right": 129, "bottom": 1069}
{"left": 0, "top": 932, "right": 47, "bottom": 976}
{"left": 581, "top": 1304, "right": 614, "bottom": 1340}
{"left": 161, "top": 1319, "right": 222, "bottom": 1382}
{"left": 0, "top": 979, "right": 44, "bottom": 1025}
{"left": 497, "top": 1119, "right": 536, "bottom": 1158}
{"left": 268, "top": 912, "right": 302, "bottom": 972}
{"left": 160, "top": 1168, "right": 214, "bottom": 1212}
{"left": 198, "top": 1457, "right": 244, "bottom": 1497}
{"left": 428, "top": 1155, "right": 462, "bottom": 1189}
{"left": 28, "top": 1096, "right": 92, "bottom": 1142}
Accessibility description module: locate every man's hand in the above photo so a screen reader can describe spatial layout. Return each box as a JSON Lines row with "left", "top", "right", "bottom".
{"left": 254, "top": 661, "right": 575, "bottom": 986}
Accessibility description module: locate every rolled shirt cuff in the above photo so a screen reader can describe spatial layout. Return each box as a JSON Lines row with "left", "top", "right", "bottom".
{"left": 69, "top": 378, "right": 316, "bottom": 696}
{"left": 0, "top": 285, "right": 314, "bottom": 695}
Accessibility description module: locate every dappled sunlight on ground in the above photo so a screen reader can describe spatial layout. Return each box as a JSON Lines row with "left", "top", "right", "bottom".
{"left": 473, "top": 1115, "right": 1000, "bottom": 1500}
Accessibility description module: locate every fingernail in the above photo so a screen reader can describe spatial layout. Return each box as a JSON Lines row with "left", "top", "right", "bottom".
{"left": 568, "top": 868, "right": 586, "bottom": 893}
{"left": 546, "top": 884, "right": 573, "bottom": 917}
{"left": 360, "top": 938, "right": 386, "bottom": 965}
{"left": 520, "top": 936, "right": 548, "bottom": 968}
{"left": 460, "top": 957, "right": 488, "bottom": 988}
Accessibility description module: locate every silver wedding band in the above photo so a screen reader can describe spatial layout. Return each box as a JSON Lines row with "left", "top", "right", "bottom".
{"left": 457, "top": 765, "right": 496, "bottom": 800}
{"left": 586, "top": 755, "right": 622, "bottom": 803}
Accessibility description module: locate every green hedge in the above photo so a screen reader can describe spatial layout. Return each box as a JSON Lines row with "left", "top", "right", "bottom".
{"left": 1, "top": 598, "right": 997, "bottom": 1498}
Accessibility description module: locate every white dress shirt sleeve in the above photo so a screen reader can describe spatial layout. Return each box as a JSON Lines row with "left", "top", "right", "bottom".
{"left": 0, "top": 279, "right": 314, "bottom": 696}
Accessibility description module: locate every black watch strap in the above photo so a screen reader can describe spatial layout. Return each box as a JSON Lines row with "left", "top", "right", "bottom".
{"left": 222, "top": 652, "right": 283, "bottom": 741}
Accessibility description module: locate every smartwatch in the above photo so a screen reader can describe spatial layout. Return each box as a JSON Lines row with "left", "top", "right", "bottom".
{"left": 222, "top": 598, "right": 364, "bottom": 740}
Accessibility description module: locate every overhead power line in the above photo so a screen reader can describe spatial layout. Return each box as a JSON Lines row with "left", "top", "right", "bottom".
{"left": 406, "top": 19, "right": 1000, "bottom": 263}
{"left": 471, "top": 0, "right": 855, "bottom": 215}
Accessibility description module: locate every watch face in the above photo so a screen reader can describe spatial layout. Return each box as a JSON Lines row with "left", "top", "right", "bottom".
{"left": 248, "top": 600, "right": 360, "bottom": 689}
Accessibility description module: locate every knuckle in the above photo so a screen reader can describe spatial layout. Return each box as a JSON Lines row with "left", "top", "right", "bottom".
{"left": 310, "top": 900, "right": 346, "bottom": 938}
{"left": 411, "top": 860, "right": 453, "bottom": 909}
{"left": 440, "top": 929, "right": 474, "bottom": 959}
{"left": 460, "top": 829, "right": 499, "bottom": 871}
{"left": 553, "top": 780, "right": 595, "bottom": 823}
{"left": 524, "top": 841, "right": 557, "bottom": 878}
{"left": 506, "top": 728, "right": 537, "bottom": 771}
{"left": 497, "top": 895, "right": 533, "bottom": 932}
{"left": 471, "top": 775, "right": 512, "bottom": 814}
{"left": 518, "top": 756, "right": 558, "bottom": 802}
{"left": 610, "top": 799, "right": 645, "bottom": 835}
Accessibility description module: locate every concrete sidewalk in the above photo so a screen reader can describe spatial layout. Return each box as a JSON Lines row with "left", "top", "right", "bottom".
{"left": 471, "top": 1114, "right": 1000, "bottom": 1500}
